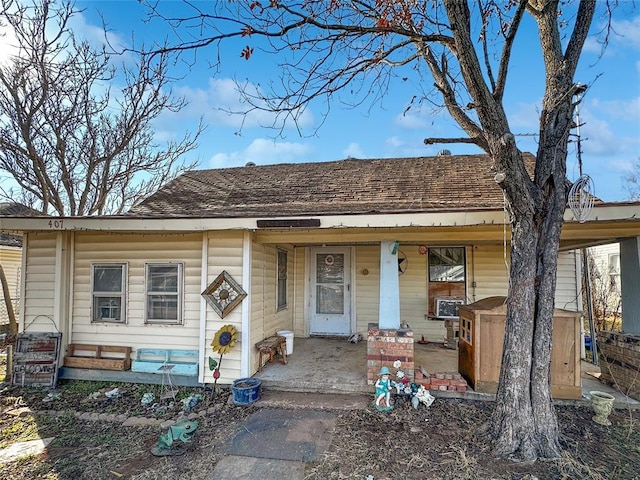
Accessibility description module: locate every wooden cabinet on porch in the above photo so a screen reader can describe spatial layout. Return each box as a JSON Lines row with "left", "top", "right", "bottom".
{"left": 458, "top": 296, "right": 582, "bottom": 400}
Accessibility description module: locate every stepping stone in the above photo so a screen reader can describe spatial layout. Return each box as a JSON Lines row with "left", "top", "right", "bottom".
{"left": 0, "top": 437, "right": 54, "bottom": 464}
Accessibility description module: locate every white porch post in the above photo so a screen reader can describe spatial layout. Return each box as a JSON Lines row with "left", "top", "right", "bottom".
{"left": 620, "top": 237, "right": 640, "bottom": 335}
{"left": 378, "top": 240, "right": 400, "bottom": 329}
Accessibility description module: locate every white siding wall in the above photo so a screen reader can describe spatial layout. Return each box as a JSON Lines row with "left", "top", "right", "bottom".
{"left": 249, "top": 242, "right": 294, "bottom": 372}
{"left": 22, "top": 232, "right": 57, "bottom": 331}
{"left": 555, "top": 251, "right": 581, "bottom": 311}
{"left": 250, "top": 242, "right": 267, "bottom": 370}
{"left": 587, "top": 243, "right": 621, "bottom": 313}
{"left": 470, "top": 245, "right": 579, "bottom": 309}
{"left": 292, "top": 246, "right": 306, "bottom": 337}
{"left": 72, "top": 233, "right": 203, "bottom": 349}
{"left": 471, "top": 244, "right": 510, "bottom": 302}
{"left": 0, "top": 246, "right": 22, "bottom": 324}
{"left": 354, "top": 245, "right": 380, "bottom": 334}
{"left": 203, "top": 231, "right": 245, "bottom": 383}
{"left": 399, "top": 245, "right": 429, "bottom": 333}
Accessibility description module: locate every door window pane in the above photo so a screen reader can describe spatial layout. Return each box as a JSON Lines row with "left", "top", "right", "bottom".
{"left": 316, "top": 254, "right": 344, "bottom": 283}
{"left": 316, "top": 285, "right": 344, "bottom": 314}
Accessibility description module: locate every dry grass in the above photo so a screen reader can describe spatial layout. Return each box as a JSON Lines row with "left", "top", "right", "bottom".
{"left": 1, "top": 381, "right": 639, "bottom": 480}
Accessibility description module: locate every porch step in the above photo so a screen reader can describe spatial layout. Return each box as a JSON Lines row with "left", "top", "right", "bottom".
{"left": 256, "top": 389, "right": 371, "bottom": 411}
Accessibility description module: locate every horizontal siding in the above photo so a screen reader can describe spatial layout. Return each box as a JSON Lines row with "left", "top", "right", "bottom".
{"left": 250, "top": 242, "right": 266, "bottom": 371}
{"left": 399, "top": 245, "right": 429, "bottom": 334}
{"left": 555, "top": 251, "right": 580, "bottom": 311}
{"left": 248, "top": 243, "right": 295, "bottom": 373}
{"left": 471, "top": 244, "right": 579, "bottom": 312}
{"left": 292, "top": 246, "right": 305, "bottom": 337}
{"left": 203, "top": 231, "right": 245, "bottom": 383}
{"left": 589, "top": 243, "right": 620, "bottom": 273}
{"left": 72, "top": 233, "right": 203, "bottom": 351}
{"left": 0, "top": 246, "right": 22, "bottom": 325}
{"left": 355, "top": 245, "right": 380, "bottom": 334}
{"left": 0, "top": 247, "right": 21, "bottom": 298}
{"left": 23, "top": 232, "right": 57, "bottom": 330}
{"left": 471, "top": 244, "right": 509, "bottom": 302}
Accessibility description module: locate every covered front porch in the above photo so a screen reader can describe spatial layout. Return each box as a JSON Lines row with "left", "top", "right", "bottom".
{"left": 253, "top": 337, "right": 639, "bottom": 406}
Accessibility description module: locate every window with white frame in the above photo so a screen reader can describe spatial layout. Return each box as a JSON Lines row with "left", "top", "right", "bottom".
{"left": 608, "top": 253, "right": 620, "bottom": 289}
{"left": 92, "top": 264, "right": 127, "bottom": 323}
{"left": 608, "top": 253, "right": 620, "bottom": 276}
{"left": 277, "top": 249, "right": 287, "bottom": 311}
{"left": 145, "top": 263, "right": 183, "bottom": 324}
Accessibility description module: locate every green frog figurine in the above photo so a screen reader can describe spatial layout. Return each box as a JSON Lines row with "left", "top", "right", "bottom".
{"left": 151, "top": 419, "right": 199, "bottom": 456}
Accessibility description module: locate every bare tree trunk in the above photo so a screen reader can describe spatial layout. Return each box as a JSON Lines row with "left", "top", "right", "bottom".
{"left": 0, "top": 264, "right": 18, "bottom": 336}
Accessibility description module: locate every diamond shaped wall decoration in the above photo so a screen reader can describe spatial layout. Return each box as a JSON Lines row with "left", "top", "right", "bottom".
{"left": 202, "top": 271, "right": 247, "bottom": 318}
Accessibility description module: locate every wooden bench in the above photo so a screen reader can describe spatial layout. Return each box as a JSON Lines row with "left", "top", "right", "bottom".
{"left": 63, "top": 344, "right": 131, "bottom": 371}
{"left": 255, "top": 335, "right": 287, "bottom": 371}
{"left": 131, "top": 349, "right": 199, "bottom": 376}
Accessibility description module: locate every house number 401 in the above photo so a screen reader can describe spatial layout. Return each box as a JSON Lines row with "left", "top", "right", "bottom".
{"left": 48, "top": 220, "right": 64, "bottom": 229}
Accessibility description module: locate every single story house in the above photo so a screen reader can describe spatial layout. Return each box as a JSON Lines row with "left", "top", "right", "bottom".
{"left": 2, "top": 154, "right": 639, "bottom": 387}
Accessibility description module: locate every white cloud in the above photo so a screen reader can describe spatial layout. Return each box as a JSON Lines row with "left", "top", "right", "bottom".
{"left": 609, "top": 157, "right": 637, "bottom": 174}
{"left": 342, "top": 142, "right": 365, "bottom": 159}
{"left": 176, "top": 77, "right": 315, "bottom": 131}
{"left": 507, "top": 102, "right": 540, "bottom": 132}
{"left": 69, "top": 11, "right": 130, "bottom": 53}
{"left": 610, "top": 16, "right": 640, "bottom": 50}
{"left": 394, "top": 111, "right": 428, "bottom": 130}
{"left": 589, "top": 97, "right": 640, "bottom": 122}
{"left": 580, "top": 114, "right": 618, "bottom": 156}
{"left": 385, "top": 136, "right": 404, "bottom": 149}
{"left": 208, "top": 138, "right": 314, "bottom": 168}
{"left": 0, "top": 18, "right": 18, "bottom": 65}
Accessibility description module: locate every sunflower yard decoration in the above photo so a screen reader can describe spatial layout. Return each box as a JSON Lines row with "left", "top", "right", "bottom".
{"left": 209, "top": 324, "right": 239, "bottom": 389}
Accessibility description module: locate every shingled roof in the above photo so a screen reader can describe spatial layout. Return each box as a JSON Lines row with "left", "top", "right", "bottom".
{"left": 129, "top": 153, "right": 536, "bottom": 218}
{"left": 0, "top": 202, "right": 43, "bottom": 247}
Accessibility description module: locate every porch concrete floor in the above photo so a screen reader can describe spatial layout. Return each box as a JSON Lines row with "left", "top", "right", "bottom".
{"left": 254, "top": 337, "right": 640, "bottom": 408}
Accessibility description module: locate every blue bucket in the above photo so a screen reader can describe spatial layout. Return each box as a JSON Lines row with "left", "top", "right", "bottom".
{"left": 231, "top": 378, "right": 262, "bottom": 405}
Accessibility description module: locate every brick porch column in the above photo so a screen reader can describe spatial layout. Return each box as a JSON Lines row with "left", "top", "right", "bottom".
{"left": 367, "top": 323, "right": 414, "bottom": 385}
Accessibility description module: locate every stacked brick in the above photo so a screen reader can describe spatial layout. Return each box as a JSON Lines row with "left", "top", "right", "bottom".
{"left": 414, "top": 370, "right": 469, "bottom": 392}
{"left": 599, "top": 331, "right": 640, "bottom": 401}
{"left": 367, "top": 323, "right": 414, "bottom": 385}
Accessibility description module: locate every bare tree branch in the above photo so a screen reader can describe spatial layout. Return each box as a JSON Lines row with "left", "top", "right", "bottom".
{"left": 0, "top": 0, "right": 201, "bottom": 216}
{"left": 48, "top": 0, "right": 616, "bottom": 462}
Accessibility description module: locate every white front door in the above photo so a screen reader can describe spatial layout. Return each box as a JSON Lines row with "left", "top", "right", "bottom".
{"left": 309, "top": 248, "right": 352, "bottom": 336}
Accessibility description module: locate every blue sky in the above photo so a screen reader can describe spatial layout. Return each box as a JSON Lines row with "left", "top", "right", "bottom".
{"left": 4, "top": 1, "right": 640, "bottom": 202}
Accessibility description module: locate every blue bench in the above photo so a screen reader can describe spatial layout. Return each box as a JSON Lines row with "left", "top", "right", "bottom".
{"left": 131, "top": 349, "right": 199, "bottom": 376}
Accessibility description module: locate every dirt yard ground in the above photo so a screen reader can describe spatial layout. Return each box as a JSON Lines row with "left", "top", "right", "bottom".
{"left": 0, "top": 372, "right": 638, "bottom": 480}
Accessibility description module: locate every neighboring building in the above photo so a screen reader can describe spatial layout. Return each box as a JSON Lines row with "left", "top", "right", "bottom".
{"left": 0, "top": 203, "right": 42, "bottom": 327}
{"left": 587, "top": 243, "right": 622, "bottom": 328}
{"left": 2, "top": 154, "right": 640, "bottom": 385}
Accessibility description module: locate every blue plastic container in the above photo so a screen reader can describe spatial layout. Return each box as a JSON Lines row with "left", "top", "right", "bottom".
{"left": 231, "top": 378, "right": 262, "bottom": 405}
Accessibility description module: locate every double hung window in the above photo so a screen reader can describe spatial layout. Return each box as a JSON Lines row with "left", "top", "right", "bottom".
{"left": 146, "top": 263, "right": 183, "bottom": 324}
{"left": 92, "top": 264, "right": 126, "bottom": 323}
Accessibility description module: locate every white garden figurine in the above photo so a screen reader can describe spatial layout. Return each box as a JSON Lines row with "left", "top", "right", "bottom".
{"left": 411, "top": 385, "right": 435, "bottom": 409}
